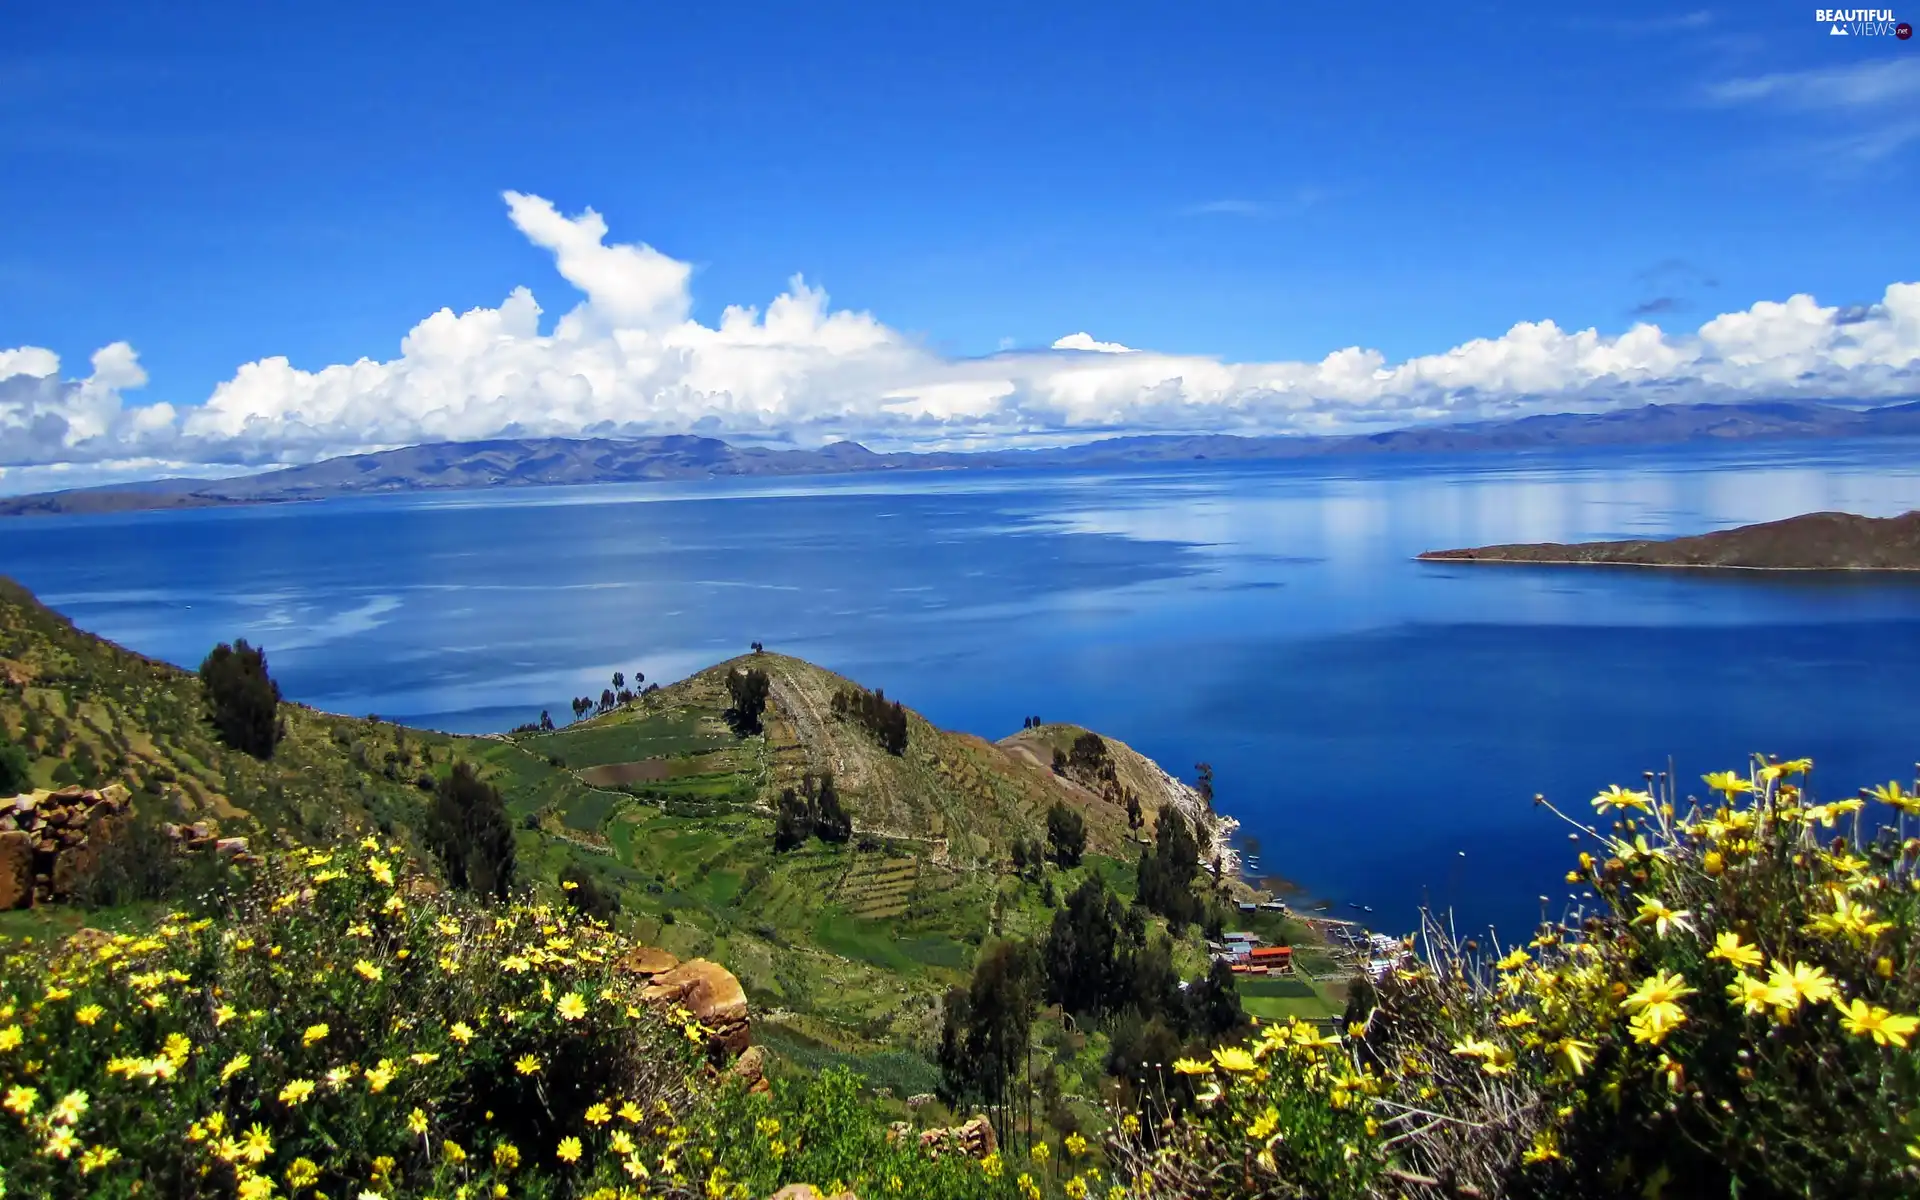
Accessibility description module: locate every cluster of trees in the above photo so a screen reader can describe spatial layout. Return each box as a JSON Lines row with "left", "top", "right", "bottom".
{"left": 1044, "top": 800, "right": 1086, "bottom": 867}
{"left": 567, "top": 670, "right": 650, "bottom": 723}
{"left": 938, "top": 872, "right": 1245, "bottom": 1143}
{"left": 1136, "top": 807, "right": 1208, "bottom": 934}
{"left": 424, "top": 761, "right": 517, "bottom": 902}
{"left": 1018, "top": 715, "right": 1043, "bottom": 729}
{"left": 198, "top": 638, "right": 284, "bottom": 759}
{"left": 1008, "top": 801, "right": 1087, "bottom": 880}
{"left": 773, "top": 770, "right": 852, "bottom": 850}
{"left": 830, "top": 685, "right": 908, "bottom": 756}
{"left": 725, "top": 667, "right": 771, "bottom": 736}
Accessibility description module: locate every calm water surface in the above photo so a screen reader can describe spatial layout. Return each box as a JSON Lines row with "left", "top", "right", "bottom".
{"left": 5, "top": 438, "right": 1919, "bottom": 939}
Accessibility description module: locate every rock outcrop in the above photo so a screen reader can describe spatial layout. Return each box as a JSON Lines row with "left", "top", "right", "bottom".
{"left": 889, "top": 1115, "right": 997, "bottom": 1160}
{"left": 0, "top": 785, "right": 132, "bottom": 909}
{"left": 616, "top": 944, "right": 764, "bottom": 1089}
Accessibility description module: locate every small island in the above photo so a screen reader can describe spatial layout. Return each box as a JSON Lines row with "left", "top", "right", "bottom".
{"left": 1419, "top": 509, "right": 1920, "bottom": 571}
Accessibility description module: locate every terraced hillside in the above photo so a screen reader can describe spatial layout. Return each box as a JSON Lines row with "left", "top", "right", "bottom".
{"left": 514, "top": 652, "right": 1171, "bottom": 868}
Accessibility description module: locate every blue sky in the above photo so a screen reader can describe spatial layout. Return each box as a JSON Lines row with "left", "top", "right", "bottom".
{"left": 2, "top": 1, "right": 1918, "bottom": 482}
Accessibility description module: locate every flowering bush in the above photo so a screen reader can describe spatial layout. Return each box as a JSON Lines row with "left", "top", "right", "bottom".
{"left": 1108, "top": 756, "right": 1920, "bottom": 1198}
{"left": 0, "top": 839, "right": 709, "bottom": 1199}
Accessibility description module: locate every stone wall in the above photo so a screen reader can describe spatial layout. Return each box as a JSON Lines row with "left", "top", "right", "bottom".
{"left": 0, "top": 784, "right": 133, "bottom": 910}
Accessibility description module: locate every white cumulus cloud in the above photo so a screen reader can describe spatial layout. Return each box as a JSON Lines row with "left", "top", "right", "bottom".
{"left": 4, "top": 192, "right": 1920, "bottom": 475}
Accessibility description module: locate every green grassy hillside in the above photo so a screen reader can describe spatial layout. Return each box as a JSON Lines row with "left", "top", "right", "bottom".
{"left": 0, "top": 579, "right": 1296, "bottom": 1075}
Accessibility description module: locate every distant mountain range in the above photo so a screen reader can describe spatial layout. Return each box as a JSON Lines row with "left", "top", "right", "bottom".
{"left": 6, "top": 397, "right": 1920, "bottom": 517}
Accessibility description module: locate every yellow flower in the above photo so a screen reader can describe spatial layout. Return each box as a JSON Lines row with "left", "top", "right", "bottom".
{"left": 1703, "top": 771, "right": 1755, "bottom": 796}
{"left": 286, "top": 1157, "right": 321, "bottom": 1188}
{"left": 1247, "top": 1107, "right": 1279, "bottom": 1140}
{"left": 407, "top": 1107, "right": 429, "bottom": 1135}
{"left": 1032, "top": 1140, "right": 1051, "bottom": 1161}
{"left": 1211, "top": 1046, "right": 1257, "bottom": 1073}
{"left": 557, "top": 993, "right": 587, "bottom": 1021}
{"left": 1805, "top": 895, "right": 1893, "bottom": 943}
{"left": 443, "top": 1139, "right": 468, "bottom": 1163}
{"left": 164, "top": 1031, "right": 192, "bottom": 1064}
{"left": 494, "top": 1142, "right": 522, "bottom": 1169}
{"left": 353, "top": 960, "right": 383, "bottom": 982}
{"left": 367, "top": 858, "right": 395, "bottom": 885}
{"left": 450, "top": 1021, "right": 474, "bottom": 1045}
{"left": 303, "top": 1023, "right": 330, "bottom": 1046}
{"left": 1592, "top": 784, "right": 1654, "bottom": 814}
{"left": 50, "top": 1089, "right": 89, "bottom": 1125}
{"left": 610, "top": 1130, "right": 636, "bottom": 1155}
{"left": 619, "top": 1100, "right": 643, "bottom": 1123}
{"left": 1064, "top": 1132, "right": 1088, "bottom": 1157}
{"left": 1708, "top": 932, "right": 1763, "bottom": 970}
{"left": 1764, "top": 960, "right": 1837, "bottom": 1011}
{"left": 584, "top": 1102, "right": 613, "bottom": 1125}
{"left": 222, "top": 1053, "right": 253, "bottom": 1083}
{"left": 1522, "top": 1131, "right": 1562, "bottom": 1164}
{"left": 1065, "top": 1177, "right": 1089, "bottom": 1200}
{"left": 1552, "top": 1038, "right": 1596, "bottom": 1077}
{"left": 515, "top": 1054, "right": 541, "bottom": 1076}
{"left": 365, "top": 1060, "right": 397, "bottom": 1093}
{"left": 0, "top": 1025, "right": 20, "bottom": 1051}
{"left": 981, "top": 1152, "right": 1004, "bottom": 1179}
{"left": 1727, "top": 973, "right": 1773, "bottom": 1016}
{"left": 556, "top": 1136, "right": 583, "bottom": 1163}
{"left": 43, "top": 1126, "right": 79, "bottom": 1159}
{"left": 1836, "top": 998, "right": 1920, "bottom": 1048}
{"left": 241, "top": 1122, "right": 275, "bottom": 1165}
{"left": 410, "top": 1051, "right": 440, "bottom": 1066}
{"left": 74, "top": 1004, "right": 104, "bottom": 1026}
{"left": 237, "top": 1176, "right": 274, "bottom": 1200}
{"left": 1633, "top": 899, "right": 1694, "bottom": 938}
{"left": 1868, "top": 780, "right": 1920, "bottom": 815}
{"left": 78, "top": 1143, "right": 120, "bottom": 1174}
{"left": 278, "top": 1079, "right": 316, "bottom": 1107}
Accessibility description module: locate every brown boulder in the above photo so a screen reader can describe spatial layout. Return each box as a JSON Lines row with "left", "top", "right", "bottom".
{"left": 917, "top": 1115, "right": 996, "bottom": 1160}
{"left": 729, "top": 1044, "right": 771, "bottom": 1094}
{"left": 0, "top": 829, "right": 32, "bottom": 910}
{"left": 618, "top": 945, "right": 681, "bottom": 976}
{"left": 639, "top": 957, "right": 751, "bottom": 1056}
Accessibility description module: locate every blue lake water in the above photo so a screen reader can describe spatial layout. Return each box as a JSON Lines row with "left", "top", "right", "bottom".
{"left": 4, "top": 438, "right": 1920, "bottom": 941}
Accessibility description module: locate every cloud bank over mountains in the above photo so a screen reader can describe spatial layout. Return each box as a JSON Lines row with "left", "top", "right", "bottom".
{"left": 5, "top": 191, "right": 1920, "bottom": 472}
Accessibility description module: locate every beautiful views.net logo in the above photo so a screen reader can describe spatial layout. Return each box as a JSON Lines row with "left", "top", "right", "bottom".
{"left": 1815, "top": 7, "right": 1912, "bottom": 35}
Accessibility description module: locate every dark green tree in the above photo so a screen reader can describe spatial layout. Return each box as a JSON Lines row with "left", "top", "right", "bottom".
{"left": 812, "top": 771, "right": 852, "bottom": 843}
{"left": 560, "top": 862, "right": 620, "bottom": 922}
{"left": 0, "top": 736, "right": 29, "bottom": 794}
{"left": 1137, "top": 808, "right": 1203, "bottom": 932}
{"left": 1069, "top": 732, "right": 1111, "bottom": 779}
{"left": 725, "top": 667, "right": 771, "bottom": 736}
{"left": 937, "top": 940, "right": 1041, "bottom": 1146}
{"left": 1188, "top": 957, "right": 1246, "bottom": 1039}
{"left": 1044, "top": 875, "right": 1127, "bottom": 1018}
{"left": 198, "top": 638, "right": 284, "bottom": 759}
{"left": 774, "top": 787, "right": 811, "bottom": 851}
{"left": 427, "top": 762, "right": 517, "bottom": 901}
{"left": 1045, "top": 800, "right": 1086, "bottom": 867}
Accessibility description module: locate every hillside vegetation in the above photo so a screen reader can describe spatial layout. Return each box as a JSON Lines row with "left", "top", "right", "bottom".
{"left": 0, "top": 578, "right": 1277, "bottom": 1080}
